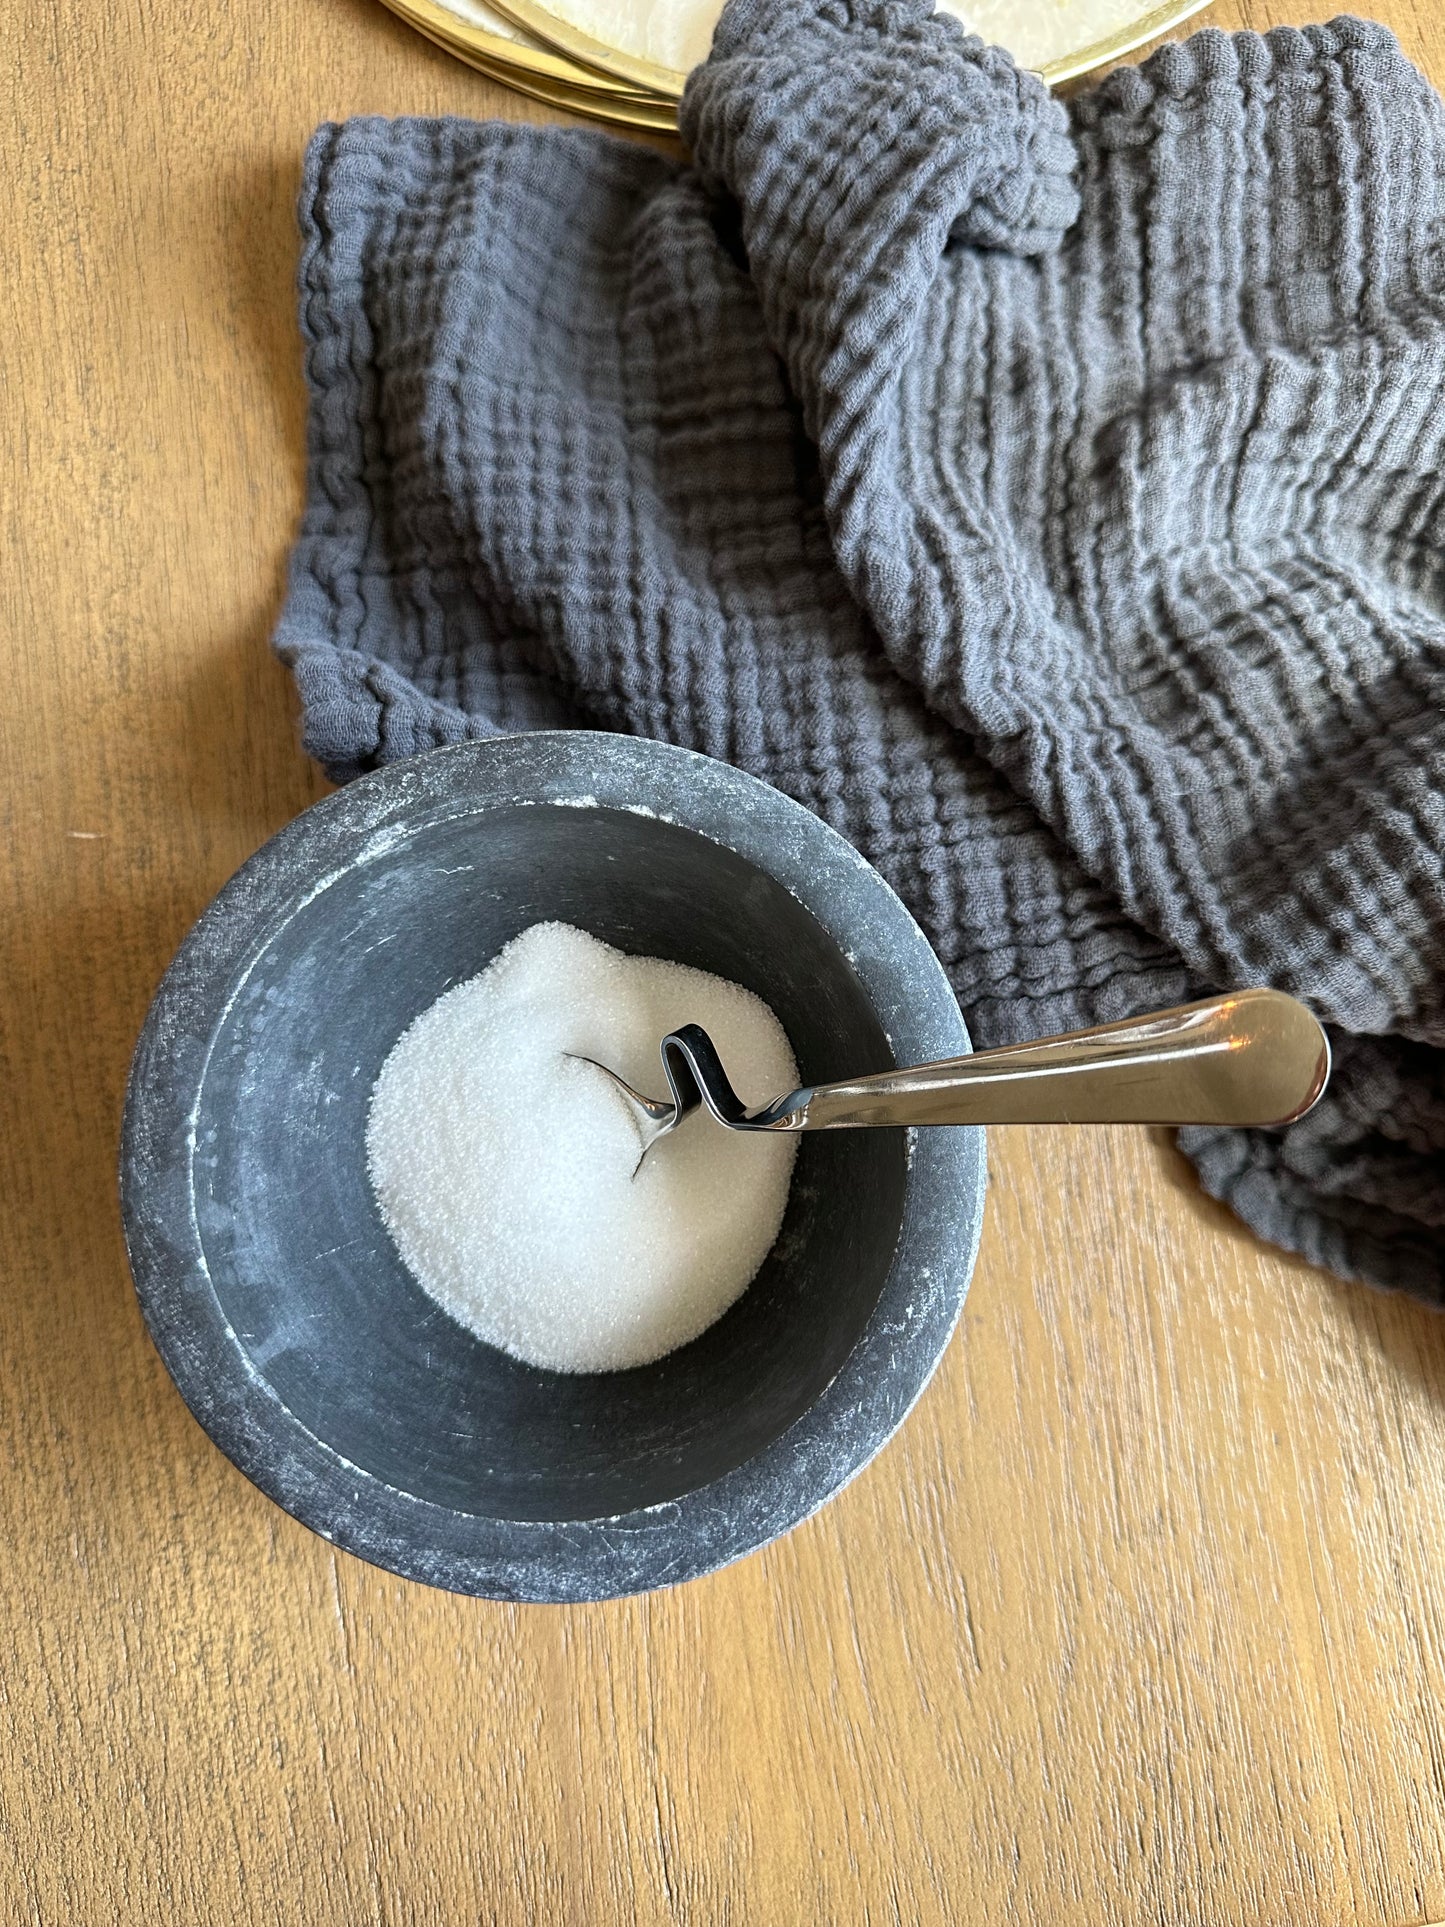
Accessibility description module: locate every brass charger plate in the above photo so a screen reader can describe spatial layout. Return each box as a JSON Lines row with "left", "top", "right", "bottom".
{"left": 444, "top": 55, "right": 680, "bottom": 128}
{"left": 378, "top": 0, "right": 668, "bottom": 110}
{"left": 483, "top": 0, "right": 1214, "bottom": 93}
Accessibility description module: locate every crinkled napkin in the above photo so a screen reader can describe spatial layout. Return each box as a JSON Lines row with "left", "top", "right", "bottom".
{"left": 275, "top": 1, "right": 1445, "bottom": 1299}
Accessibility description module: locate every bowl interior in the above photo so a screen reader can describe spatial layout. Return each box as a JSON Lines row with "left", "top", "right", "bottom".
{"left": 193, "top": 803, "right": 907, "bottom": 1522}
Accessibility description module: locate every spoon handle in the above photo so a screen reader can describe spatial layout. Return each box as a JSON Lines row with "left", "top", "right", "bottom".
{"left": 794, "top": 989, "right": 1330, "bottom": 1130}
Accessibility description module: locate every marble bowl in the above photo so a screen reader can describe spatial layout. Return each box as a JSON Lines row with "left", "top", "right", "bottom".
{"left": 121, "top": 734, "right": 985, "bottom": 1599}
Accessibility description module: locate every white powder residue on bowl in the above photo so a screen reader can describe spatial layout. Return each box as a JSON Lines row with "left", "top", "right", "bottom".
{"left": 366, "top": 922, "right": 800, "bottom": 1374}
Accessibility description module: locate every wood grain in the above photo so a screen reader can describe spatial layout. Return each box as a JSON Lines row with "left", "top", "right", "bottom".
{"left": 4, "top": 0, "right": 1445, "bottom": 1920}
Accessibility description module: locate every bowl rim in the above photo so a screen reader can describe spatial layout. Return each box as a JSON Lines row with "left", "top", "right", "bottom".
{"left": 120, "top": 732, "right": 986, "bottom": 1601}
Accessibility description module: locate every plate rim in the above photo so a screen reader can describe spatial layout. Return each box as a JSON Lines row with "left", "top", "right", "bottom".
{"left": 387, "top": 5, "right": 684, "bottom": 128}
{"left": 453, "top": 58, "right": 683, "bottom": 128}
{"left": 375, "top": 0, "right": 664, "bottom": 96}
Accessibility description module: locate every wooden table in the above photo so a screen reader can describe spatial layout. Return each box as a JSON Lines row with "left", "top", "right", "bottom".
{"left": 5, "top": 0, "right": 1444, "bottom": 1919}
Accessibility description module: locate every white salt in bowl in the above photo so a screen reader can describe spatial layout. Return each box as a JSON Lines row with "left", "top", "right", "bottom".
{"left": 121, "top": 733, "right": 985, "bottom": 1600}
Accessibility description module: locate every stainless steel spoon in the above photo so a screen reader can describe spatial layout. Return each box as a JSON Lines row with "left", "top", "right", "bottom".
{"left": 573, "top": 988, "right": 1330, "bottom": 1168}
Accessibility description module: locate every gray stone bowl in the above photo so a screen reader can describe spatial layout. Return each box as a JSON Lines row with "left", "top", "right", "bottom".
{"left": 121, "top": 734, "right": 985, "bottom": 1601}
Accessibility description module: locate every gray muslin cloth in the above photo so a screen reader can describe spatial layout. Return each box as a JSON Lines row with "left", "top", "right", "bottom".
{"left": 275, "top": 3, "right": 1445, "bottom": 1299}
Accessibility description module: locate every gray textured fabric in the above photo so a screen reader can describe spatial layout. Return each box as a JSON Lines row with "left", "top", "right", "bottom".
{"left": 275, "top": 3, "right": 1445, "bottom": 1298}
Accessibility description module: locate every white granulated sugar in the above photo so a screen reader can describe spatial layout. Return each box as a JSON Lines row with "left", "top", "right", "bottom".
{"left": 366, "top": 922, "right": 800, "bottom": 1373}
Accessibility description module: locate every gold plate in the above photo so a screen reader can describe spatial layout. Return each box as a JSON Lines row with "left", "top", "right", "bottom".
{"left": 376, "top": 0, "right": 662, "bottom": 99}
{"left": 483, "top": 0, "right": 1214, "bottom": 95}
{"left": 447, "top": 51, "right": 682, "bottom": 126}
